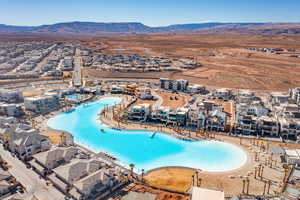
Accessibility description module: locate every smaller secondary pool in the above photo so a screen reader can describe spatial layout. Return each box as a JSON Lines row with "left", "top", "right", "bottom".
{"left": 48, "top": 97, "right": 248, "bottom": 172}
{"left": 66, "top": 94, "right": 82, "bottom": 100}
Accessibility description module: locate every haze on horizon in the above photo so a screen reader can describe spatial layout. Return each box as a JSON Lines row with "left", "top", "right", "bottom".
{"left": 1, "top": 0, "right": 300, "bottom": 27}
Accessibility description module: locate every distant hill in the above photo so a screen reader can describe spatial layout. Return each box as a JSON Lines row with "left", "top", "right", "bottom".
{"left": 161, "top": 22, "right": 265, "bottom": 31}
{"left": 0, "top": 24, "right": 36, "bottom": 32}
{"left": 0, "top": 21, "right": 300, "bottom": 35}
{"left": 195, "top": 23, "right": 300, "bottom": 35}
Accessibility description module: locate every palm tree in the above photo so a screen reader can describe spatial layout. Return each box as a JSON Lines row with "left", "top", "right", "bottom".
{"left": 263, "top": 180, "right": 267, "bottom": 196}
{"left": 260, "top": 165, "right": 264, "bottom": 180}
{"left": 141, "top": 169, "right": 145, "bottom": 182}
{"left": 129, "top": 163, "right": 135, "bottom": 177}
{"left": 267, "top": 180, "right": 271, "bottom": 194}
{"left": 282, "top": 163, "right": 289, "bottom": 182}
{"left": 246, "top": 178, "right": 250, "bottom": 194}
{"left": 191, "top": 175, "right": 195, "bottom": 186}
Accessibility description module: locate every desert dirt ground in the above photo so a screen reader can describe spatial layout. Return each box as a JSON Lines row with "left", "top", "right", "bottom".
{"left": 157, "top": 91, "right": 190, "bottom": 109}
{"left": 81, "top": 34, "right": 300, "bottom": 91}
{"left": 112, "top": 183, "right": 189, "bottom": 200}
{"left": 132, "top": 91, "right": 190, "bottom": 109}
{"left": 41, "top": 130, "right": 64, "bottom": 145}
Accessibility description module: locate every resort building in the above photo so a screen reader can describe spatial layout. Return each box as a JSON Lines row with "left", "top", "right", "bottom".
{"left": 235, "top": 115, "right": 258, "bottom": 135}
{"left": 269, "top": 92, "right": 291, "bottom": 106}
{"left": 0, "top": 103, "right": 24, "bottom": 117}
{"left": 150, "top": 106, "right": 170, "bottom": 123}
{"left": 0, "top": 116, "right": 17, "bottom": 126}
{"left": 205, "top": 109, "right": 227, "bottom": 132}
{"left": 290, "top": 88, "right": 300, "bottom": 105}
{"left": 258, "top": 116, "right": 280, "bottom": 137}
{"left": 55, "top": 88, "right": 76, "bottom": 98}
{"left": 279, "top": 118, "right": 300, "bottom": 140}
{"left": 110, "top": 85, "right": 125, "bottom": 94}
{"left": 236, "top": 90, "right": 257, "bottom": 104}
{"left": 235, "top": 100, "right": 269, "bottom": 135}
{"left": 167, "top": 107, "right": 189, "bottom": 126}
{"left": 186, "top": 84, "right": 206, "bottom": 94}
{"left": 24, "top": 93, "right": 60, "bottom": 114}
{"left": 186, "top": 109, "right": 206, "bottom": 130}
{"left": 210, "top": 88, "right": 232, "bottom": 101}
{"left": 284, "top": 149, "right": 300, "bottom": 165}
{"left": 0, "top": 89, "right": 23, "bottom": 103}
{"left": 128, "top": 103, "right": 151, "bottom": 121}
{"left": 160, "top": 78, "right": 188, "bottom": 91}
{"left": 277, "top": 104, "right": 300, "bottom": 140}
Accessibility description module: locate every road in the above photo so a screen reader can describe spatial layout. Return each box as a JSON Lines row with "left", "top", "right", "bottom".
{"left": 0, "top": 144, "right": 65, "bottom": 200}
{"left": 9, "top": 44, "right": 57, "bottom": 74}
{"left": 73, "top": 48, "right": 82, "bottom": 87}
{"left": 33, "top": 43, "right": 58, "bottom": 74}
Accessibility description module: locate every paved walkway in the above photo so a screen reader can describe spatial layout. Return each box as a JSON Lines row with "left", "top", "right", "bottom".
{"left": 151, "top": 90, "right": 163, "bottom": 108}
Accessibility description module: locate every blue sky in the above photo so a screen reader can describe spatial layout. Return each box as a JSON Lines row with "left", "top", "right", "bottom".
{"left": 1, "top": 0, "right": 299, "bottom": 26}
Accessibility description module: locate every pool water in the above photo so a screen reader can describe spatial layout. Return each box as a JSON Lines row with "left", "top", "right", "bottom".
{"left": 66, "top": 94, "right": 82, "bottom": 100}
{"left": 48, "top": 97, "right": 247, "bottom": 172}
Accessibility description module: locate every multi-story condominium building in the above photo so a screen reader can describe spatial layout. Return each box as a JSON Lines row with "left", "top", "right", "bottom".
{"left": 236, "top": 90, "right": 256, "bottom": 104}
{"left": 205, "top": 109, "right": 227, "bottom": 132}
{"left": 279, "top": 118, "right": 300, "bottom": 140}
{"left": 0, "top": 116, "right": 18, "bottom": 126}
{"left": 186, "top": 109, "right": 206, "bottom": 130}
{"left": 160, "top": 78, "right": 188, "bottom": 91}
{"left": 24, "top": 93, "right": 60, "bottom": 114}
{"left": 258, "top": 116, "right": 280, "bottom": 137}
{"left": 290, "top": 88, "right": 300, "bottom": 105}
{"left": 186, "top": 84, "right": 206, "bottom": 94}
{"left": 0, "top": 103, "right": 24, "bottom": 117}
{"left": 150, "top": 106, "right": 170, "bottom": 123}
{"left": 210, "top": 88, "right": 232, "bottom": 101}
{"left": 235, "top": 115, "right": 258, "bottom": 135}
{"left": 235, "top": 93, "right": 270, "bottom": 136}
{"left": 110, "top": 85, "right": 125, "bottom": 94}
{"left": 167, "top": 107, "right": 189, "bottom": 126}
{"left": 269, "top": 92, "right": 291, "bottom": 106}
{"left": 277, "top": 103, "right": 300, "bottom": 140}
{"left": 128, "top": 103, "right": 151, "bottom": 121}
{"left": 0, "top": 89, "right": 23, "bottom": 103}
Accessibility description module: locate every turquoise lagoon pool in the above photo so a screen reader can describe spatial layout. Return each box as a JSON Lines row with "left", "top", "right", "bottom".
{"left": 47, "top": 97, "right": 247, "bottom": 172}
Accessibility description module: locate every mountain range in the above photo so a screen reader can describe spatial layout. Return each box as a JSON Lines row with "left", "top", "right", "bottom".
{"left": 0, "top": 22, "right": 300, "bottom": 35}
